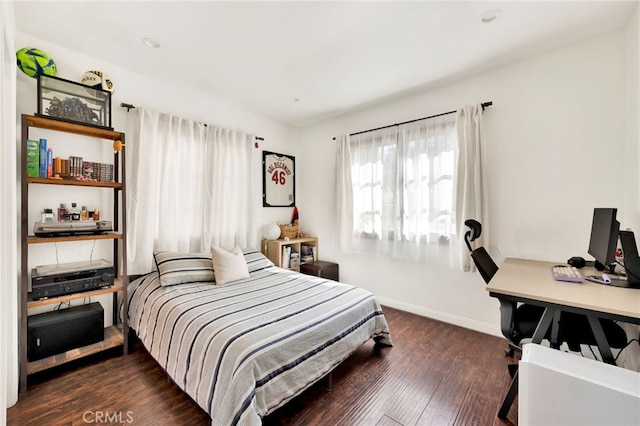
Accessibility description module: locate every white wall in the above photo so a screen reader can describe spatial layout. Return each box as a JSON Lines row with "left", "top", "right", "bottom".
{"left": 298, "top": 27, "right": 638, "bottom": 336}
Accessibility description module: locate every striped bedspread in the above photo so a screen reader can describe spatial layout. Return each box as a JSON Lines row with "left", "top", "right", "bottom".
{"left": 126, "top": 251, "right": 392, "bottom": 425}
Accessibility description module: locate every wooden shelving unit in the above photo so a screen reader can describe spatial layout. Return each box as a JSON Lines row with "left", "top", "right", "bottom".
{"left": 18, "top": 114, "right": 128, "bottom": 393}
{"left": 262, "top": 237, "right": 318, "bottom": 272}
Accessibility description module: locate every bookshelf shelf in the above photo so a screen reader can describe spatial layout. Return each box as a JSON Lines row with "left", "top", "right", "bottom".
{"left": 26, "top": 177, "right": 121, "bottom": 189}
{"left": 25, "top": 114, "right": 121, "bottom": 140}
{"left": 27, "top": 233, "right": 122, "bottom": 244}
{"left": 26, "top": 326, "right": 124, "bottom": 375}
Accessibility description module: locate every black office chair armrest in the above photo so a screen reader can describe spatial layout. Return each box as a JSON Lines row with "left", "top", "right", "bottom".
{"left": 498, "top": 299, "right": 517, "bottom": 341}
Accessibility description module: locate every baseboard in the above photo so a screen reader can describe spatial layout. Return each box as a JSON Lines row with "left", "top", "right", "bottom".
{"left": 376, "top": 296, "right": 503, "bottom": 338}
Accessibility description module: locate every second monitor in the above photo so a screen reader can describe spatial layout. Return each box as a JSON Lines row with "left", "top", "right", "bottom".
{"left": 588, "top": 207, "right": 640, "bottom": 289}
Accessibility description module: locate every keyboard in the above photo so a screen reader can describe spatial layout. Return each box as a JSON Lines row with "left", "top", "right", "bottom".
{"left": 551, "top": 265, "right": 584, "bottom": 282}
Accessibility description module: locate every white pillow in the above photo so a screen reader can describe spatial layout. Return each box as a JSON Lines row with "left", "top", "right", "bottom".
{"left": 211, "top": 245, "right": 250, "bottom": 285}
{"left": 153, "top": 251, "right": 214, "bottom": 287}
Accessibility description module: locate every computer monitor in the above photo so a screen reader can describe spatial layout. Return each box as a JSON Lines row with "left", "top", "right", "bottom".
{"left": 618, "top": 230, "right": 640, "bottom": 288}
{"left": 588, "top": 208, "right": 620, "bottom": 268}
{"left": 587, "top": 208, "right": 640, "bottom": 289}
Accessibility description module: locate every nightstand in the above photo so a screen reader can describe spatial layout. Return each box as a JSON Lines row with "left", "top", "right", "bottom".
{"left": 300, "top": 261, "right": 339, "bottom": 281}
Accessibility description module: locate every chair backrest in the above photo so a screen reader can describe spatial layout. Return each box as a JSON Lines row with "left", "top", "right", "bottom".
{"left": 464, "top": 219, "right": 498, "bottom": 284}
{"left": 471, "top": 247, "right": 499, "bottom": 284}
{"left": 464, "top": 219, "right": 482, "bottom": 252}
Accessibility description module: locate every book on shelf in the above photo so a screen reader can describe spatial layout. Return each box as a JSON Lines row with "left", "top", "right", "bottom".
{"left": 67, "top": 157, "right": 113, "bottom": 182}
{"left": 290, "top": 251, "right": 300, "bottom": 268}
{"left": 282, "top": 246, "right": 288, "bottom": 269}
{"left": 46, "top": 148, "right": 53, "bottom": 178}
{"left": 29, "top": 146, "right": 113, "bottom": 182}
{"left": 53, "top": 158, "right": 70, "bottom": 176}
{"left": 38, "top": 138, "right": 47, "bottom": 178}
{"left": 300, "top": 244, "right": 315, "bottom": 262}
{"left": 26, "top": 140, "right": 39, "bottom": 177}
{"left": 69, "top": 155, "right": 83, "bottom": 177}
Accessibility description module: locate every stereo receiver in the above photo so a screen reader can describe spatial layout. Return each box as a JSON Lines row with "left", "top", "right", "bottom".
{"left": 33, "top": 220, "right": 113, "bottom": 237}
{"left": 31, "top": 259, "right": 115, "bottom": 300}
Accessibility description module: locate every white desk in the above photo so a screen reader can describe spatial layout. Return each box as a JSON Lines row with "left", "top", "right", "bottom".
{"left": 487, "top": 258, "right": 640, "bottom": 418}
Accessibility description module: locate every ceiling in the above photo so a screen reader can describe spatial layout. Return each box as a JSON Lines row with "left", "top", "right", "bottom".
{"left": 14, "top": 1, "right": 638, "bottom": 128}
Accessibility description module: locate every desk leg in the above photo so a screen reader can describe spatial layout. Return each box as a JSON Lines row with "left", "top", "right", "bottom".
{"left": 549, "top": 310, "right": 562, "bottom": 348}
{"left": 498, "top": 369, "right": 518, "bottom": 419}
{"left": 497, "top": 307, "right": 556, "bottom": 419}
{"left": 586, "top": 315, "right": 616, "bottom": 365}
{"left": 531, "top": 306, "right": 557, "bottom": 344}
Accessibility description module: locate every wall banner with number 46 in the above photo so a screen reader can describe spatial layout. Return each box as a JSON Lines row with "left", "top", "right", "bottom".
{"left": 262, "top": 151, "right": 295, "bottom": 207}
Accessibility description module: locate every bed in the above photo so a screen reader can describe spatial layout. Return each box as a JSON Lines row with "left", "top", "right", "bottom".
{"left": 126, "top": 249, "right": 392, "bottom": 425}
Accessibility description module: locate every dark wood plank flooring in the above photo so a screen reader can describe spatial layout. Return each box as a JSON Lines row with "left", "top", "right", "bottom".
{"left": 7, "top": 306, "right": 519, "bottom": 425}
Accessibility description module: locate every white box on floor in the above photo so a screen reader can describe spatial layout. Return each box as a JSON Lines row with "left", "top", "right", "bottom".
{"left": 519, "top": 344, "right": 640, "bottom": 426}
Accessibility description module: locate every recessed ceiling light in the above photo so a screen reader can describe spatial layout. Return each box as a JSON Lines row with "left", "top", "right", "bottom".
{"left": 142, "top": 37, "right": 160, "bottom": 48}
{"left": 481, "top": 9, "right": 502, "bottom": 23}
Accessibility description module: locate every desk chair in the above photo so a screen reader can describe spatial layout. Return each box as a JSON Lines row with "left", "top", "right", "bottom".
{"left": 464, "top": 219, "right": 546, "bottom": 355}
{"left": 464, "top": 219, "right": 630, "bottom": 418}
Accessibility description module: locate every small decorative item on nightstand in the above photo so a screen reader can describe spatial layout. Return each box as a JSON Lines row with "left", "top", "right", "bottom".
{"left": 278, "top": 221, "right": 298, "bottom": 239}
{"left": 262, "top": 223, "right": 281, "bottom": 241}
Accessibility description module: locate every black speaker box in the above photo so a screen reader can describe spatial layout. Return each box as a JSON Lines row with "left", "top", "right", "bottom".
{"left": 28, "top": 302, "right": 104, "bottom": 361}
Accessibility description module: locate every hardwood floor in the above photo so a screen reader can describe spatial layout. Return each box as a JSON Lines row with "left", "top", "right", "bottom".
{"left": 7, "top": 306, "right": 519, "bottom": 425}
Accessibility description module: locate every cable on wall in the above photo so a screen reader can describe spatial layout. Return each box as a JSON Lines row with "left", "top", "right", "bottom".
{"left": 119, "top": 102, "right": 265, "bottom": 141}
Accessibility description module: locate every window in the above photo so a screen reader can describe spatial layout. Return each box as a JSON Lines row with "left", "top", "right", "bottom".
{"left": 348, "top": 114, "right": 457, "bottom": 264}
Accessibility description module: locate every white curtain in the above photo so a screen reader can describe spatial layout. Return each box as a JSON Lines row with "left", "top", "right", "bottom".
{"left": 400, "top": 115, "right": 458, "bottom": 264}
{"left": 126, "top": 108, "right": 254, "bottom": 274}
{"left": 455, "top": 104, "right": 488, "bottom": 271}
{"left": 336, "top": 105, "right": 487, "bottom": 270}
{"left": 0, "top": 0, "right": 19, "bottom": 413}
{"left": 341, "top": 114, "right": 458, "bottom": 265}
{"left": 335, "top": 134, "right": 353, "bottom": 253}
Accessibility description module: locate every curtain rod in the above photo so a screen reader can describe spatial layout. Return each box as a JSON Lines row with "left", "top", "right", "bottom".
{"left": 332, "top": 101, "right": 492, "bottom": 140}
{"left": 119, "top": 102, "right": 265, "bottom": 141}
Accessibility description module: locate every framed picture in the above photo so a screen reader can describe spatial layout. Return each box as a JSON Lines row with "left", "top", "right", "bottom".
{"left": 263, "top": 151, "right": 295, "bottom": 207}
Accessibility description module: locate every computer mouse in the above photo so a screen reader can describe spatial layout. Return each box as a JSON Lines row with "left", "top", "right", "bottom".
{"left": 601, "top": 273, "right": 612, "bottom": 284}
{"left": 567, "top": 256, "right": 586, "bottom": 268}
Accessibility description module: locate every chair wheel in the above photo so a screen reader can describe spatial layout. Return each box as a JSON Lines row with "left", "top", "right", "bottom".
{"left": 504, "top": 347, "right": 515, "bottom": 357}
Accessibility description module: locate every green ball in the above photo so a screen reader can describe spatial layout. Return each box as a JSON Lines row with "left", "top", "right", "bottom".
{"left": 16, "top": 47, "right": 57, "bottom": 78}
